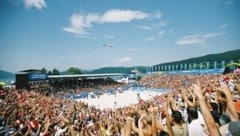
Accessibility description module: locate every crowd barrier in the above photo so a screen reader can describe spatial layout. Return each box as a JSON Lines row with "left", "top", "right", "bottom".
{"left": 148, "top": 68, "right": 225, "bottom": 75}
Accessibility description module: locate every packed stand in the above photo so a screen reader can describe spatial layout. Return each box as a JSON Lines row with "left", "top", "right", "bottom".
{"left": 0, "top": 70, "right": 240, "bottom": 135}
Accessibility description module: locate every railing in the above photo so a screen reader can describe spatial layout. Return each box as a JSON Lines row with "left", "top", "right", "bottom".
{"left": 146, "top": 59, "right": 240, "bottom": 74}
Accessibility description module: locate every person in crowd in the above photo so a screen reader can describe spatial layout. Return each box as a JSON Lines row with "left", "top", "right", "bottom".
{"left": 1, "top": 73, "right": 240, "bottom": 136}
{"left": 192, "top": 83, "right": 220, "bottom": 136}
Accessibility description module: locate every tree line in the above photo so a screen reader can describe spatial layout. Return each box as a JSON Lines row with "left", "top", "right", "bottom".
{"left": 154, "top": 49, "right": 240, "bottom": 69}
{"left": 40, "top": 67, "right": 82, "bottom": 75}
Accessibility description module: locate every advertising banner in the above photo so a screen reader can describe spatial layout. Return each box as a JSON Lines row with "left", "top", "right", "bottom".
{"left": 29, "top": 74, "right": 47, "bottom": 81}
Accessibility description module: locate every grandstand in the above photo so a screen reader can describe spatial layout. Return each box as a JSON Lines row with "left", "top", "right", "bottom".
{"left": 15, "top": 70, "right": 124, "bottom": 91}
{"left": 147, "top": 49, "right": 240, "bottom": 74}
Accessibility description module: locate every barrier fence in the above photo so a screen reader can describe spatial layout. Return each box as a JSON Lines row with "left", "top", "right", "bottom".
{"left": 147, "top": 60, "right": 240, "bottom": 74}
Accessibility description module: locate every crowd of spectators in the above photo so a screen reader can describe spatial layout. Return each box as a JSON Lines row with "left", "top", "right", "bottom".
{"left": 49, "top": 78, "right": 123, "bottom": 92}
{"left": 1, "top": 68, "right": 240, "bottom": 136}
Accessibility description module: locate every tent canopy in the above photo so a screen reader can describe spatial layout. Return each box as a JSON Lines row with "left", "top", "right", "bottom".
{"left": 226, "top": 63, "right": 240, "bottom": 67}
{"left": 223, "top": 63, "right": 240, "bottom": 74}
{"left": 0, "top": 81, "right": 6, "bottom": 86}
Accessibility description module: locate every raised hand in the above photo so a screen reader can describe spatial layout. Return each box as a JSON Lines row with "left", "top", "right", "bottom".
{"left": 192, "top": 83, "right": 204, "bottom": 100}
{"left": 219, "top": 81, "right": 230, "bottom": 94}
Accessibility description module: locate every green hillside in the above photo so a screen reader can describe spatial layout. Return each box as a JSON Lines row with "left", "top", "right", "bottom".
{"left": 0, "top": 70, "right": 14, "bottom": 78}
{"left": 1, "top": 49, "right": 239, "bottom": 76}
{"left": 87, "top": 66, "right": 147, "bottom": 74}
{"left": 0, "top": 70, "right": 15, "bottom": 82}
{"left": 154, "top": 49, "right": 240, "bottom": 69}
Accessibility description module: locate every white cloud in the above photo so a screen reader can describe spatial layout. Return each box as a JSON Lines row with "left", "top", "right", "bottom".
{"left": 145, "top": 37, "right": 155, "bottom": 41}
{"left": 138, "top": 25, "right": 152, "bottom": 30}
{"left": 176, "top": 32, "right": 223, "bottom": 45}
{"left": 137, "top": 11, "right": 165, "bottom": 31}
{"left": 100, "top": 9, "right": 148, "bottom": 23}
{"left": 63, "top": 13, "right": 100, "bottom": 35}
{"left": 158, "top": 20, "right": 168, "bottom": 27}
{"left": 118, "top": 57, "right": 133, "bottom": 63}
{"left": 220, "top": 24, "right": 228, "bottom": 29}
{"left": 143, "top": 30, "right": 166, "bottom": 41}
{"left": 149, "top": 20, "right": 167, "bottom": 29}
{"left": 202, "top": 32, "right": 223, "bottom": 38}
{"left": 138, "top": 20, "right": 166, "bottom": 31}
{"left": 152, "top": 10, "right": 162, "bottom": 18}
{"left": 23, "top": 0, "right": 47, "bottom": 10}
{"left": 158, "top": 30, "right": 166, "bottom": 36}
{"left": 128, "top": 48, "right": 139, "bottom": 51}
{"left": 102, "top": 34, "right": 115, "bottom": 39}
{"left": 176, "top": 34, "right": 203, "bottom": 45}
{"left": 63, "top": 9, "right": 160, "bottom": 35}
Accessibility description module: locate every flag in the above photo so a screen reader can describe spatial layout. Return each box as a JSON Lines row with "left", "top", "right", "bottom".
{"left": 189, "top": 64, "right": 192, "bottom": 70}
{"left": 157, "top": 96, "right": 165, "bottom": 104}
{"left": 184, "top": 64, "right": 187, "bottom": 70}
{"left": 29, "top": 120, "right": 38, "bottom": 129}
{"left": 230, "top": 60, "right": 235, "bottom": 69}
{"left": 194, "top": 63, "right": 196, "bottom": 69}
{"left": 214, "top": 61, "right": 217, "bottom": 69}
{"left": 176, "top": 64, "right": 179, "bottom": 70}
{"left": 207, "top": 62, "right": 210, "bottom": 69}
{"left": 222, "top": 60, "right": 225, "bottom": 69}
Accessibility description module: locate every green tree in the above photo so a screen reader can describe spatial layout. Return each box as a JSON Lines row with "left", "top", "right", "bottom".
{"left": 67, "top": 67, "right": 82, "bottom": 75}
{"left": 41, "top": 67, "right": 47, "bottom": 74}
{"left": 52, "top": 68, "right": 61, "bottom": 75}
{"left": 47, "top": 70, "right": 52, "bottom": 75}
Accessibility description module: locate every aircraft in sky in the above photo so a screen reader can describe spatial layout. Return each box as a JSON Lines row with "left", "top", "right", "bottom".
{"left": 103, "top": 44, "right": 113, "bottom": 47}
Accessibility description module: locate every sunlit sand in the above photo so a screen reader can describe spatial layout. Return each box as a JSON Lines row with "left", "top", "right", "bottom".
{"left": 77, "top": 89, "right": 162, "bottom": 110}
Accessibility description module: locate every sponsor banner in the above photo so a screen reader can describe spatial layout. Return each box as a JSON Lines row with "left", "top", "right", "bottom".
{"left": 29, "top": 74, "right": 47, "bottom": 80}
{"left": 164, "top": 68, "right": 224, "bottom": 74}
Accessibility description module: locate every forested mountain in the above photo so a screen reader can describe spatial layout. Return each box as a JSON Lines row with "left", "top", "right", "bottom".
{"left": 85, "top": 66, "right": 147, "bottom": 74}
{"left": 154, "top": 49, "right": 240, "bottom": 69}
{"left": 87, "top": 49, "right": 240, "bottom": 73}
{"left": 1, "top": 49, "right": 239, "bottom": 76}
{"left": 0, "top": 70, "right": 15, "bottom": 82}
{"left": 0, "top": 70, "right": 14, "bottom": 78}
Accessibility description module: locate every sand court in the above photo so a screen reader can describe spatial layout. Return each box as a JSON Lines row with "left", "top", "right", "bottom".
{"left": 77, "top": 89, "right": 162, "bottom": 110}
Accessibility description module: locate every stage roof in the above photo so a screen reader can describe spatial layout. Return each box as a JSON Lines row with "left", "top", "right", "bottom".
{"left": 18, "top": 69, "right": 42, "bottom": 74}
{"left": 48, "top": 73, "right": 124, "bottom": 79}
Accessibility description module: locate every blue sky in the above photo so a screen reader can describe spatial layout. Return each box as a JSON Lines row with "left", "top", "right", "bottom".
{"left": 0, "top": 0, "right": 240, "bottom": 72}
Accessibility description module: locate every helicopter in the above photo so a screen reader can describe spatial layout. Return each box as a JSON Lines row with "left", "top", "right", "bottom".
{"left": 103, "top": 44, "right": 113, "bottom": 47}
